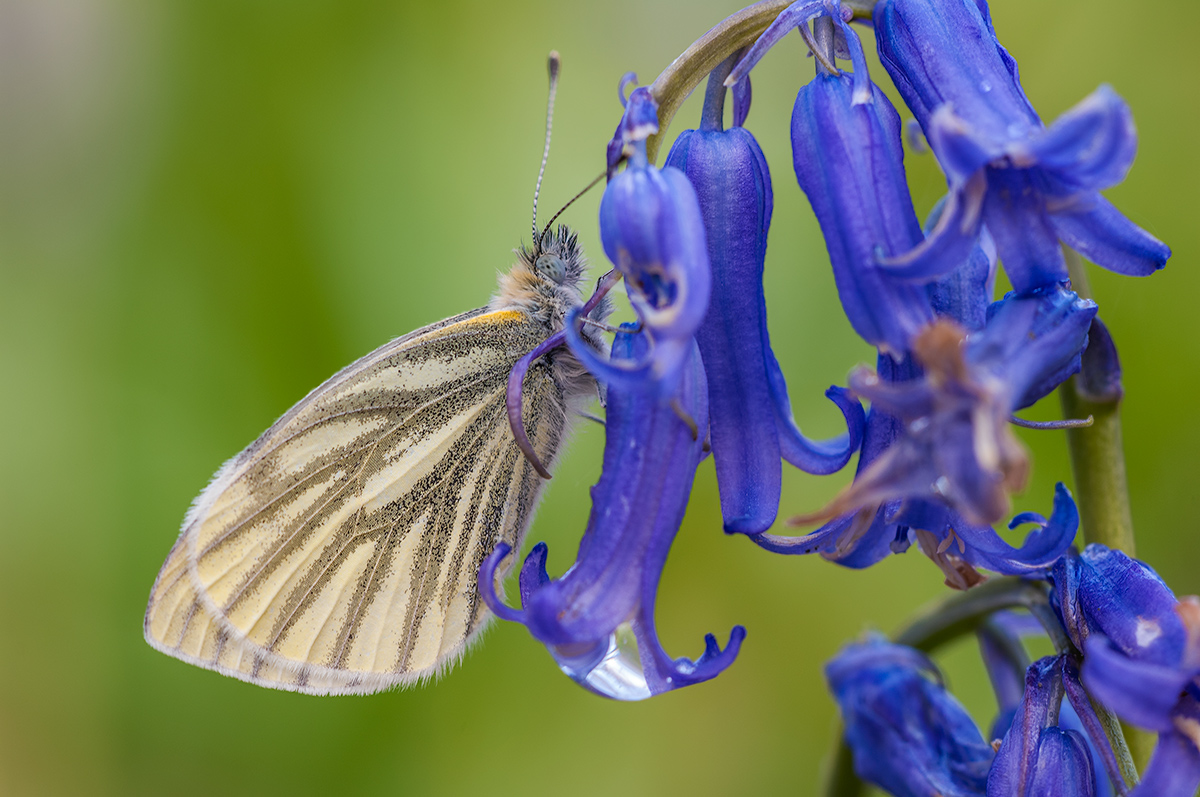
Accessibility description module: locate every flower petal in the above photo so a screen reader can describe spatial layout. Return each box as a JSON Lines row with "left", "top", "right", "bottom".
{"left": 666, "top": 125, "right": 782, "bottom": 532}
{"left": 1025, "top": 728, "right": 1098, "bottom": 797}
{"left": 877, "top": 170, "right": 988, "bottom": 282}
{"left": 791, "top": 71, "right": 934, "bottom": 353}
{"left": 828, "top": 635, "right": 995, "bottom": 797}
{"left": 1082, "top": 636, "right": 1191, "bottom": 732}
{"left": 957, "top": 483, "right": 1079, "bottom": 576}
{"left": 769, "top": 360, "right": 865, "bottom": 475}
{"left": 980, "top": 167, "right": 1069, "bottom": 293}
{"left": 1017, "top": 85, "right": 1137, "bottom": 191}
{"left": 873, "top": 0, "right": 1042, "bottom": 145}
{"left": 1131, "top": 694, "right": 1200, "bottom": 797}
{"left": 988, "top": 656, "right": 1064, "bottom": 797}
{"left": 1049, "top": 192, "right": 1170, "bottom": 278}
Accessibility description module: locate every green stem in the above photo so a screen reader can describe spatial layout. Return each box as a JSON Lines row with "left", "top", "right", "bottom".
{"left": 644, "top": 0, "right": 877, "bottom": 163}
{"left": 1058, "top": 248, "right": 1153, "bottom": 774}
{"left": 823, "top": 725, "right": 865, "bottom": 797}
{"left": 1058, "top": 249, "right": 1136, "bottom": 556}
{"left": 893, "top": 578, "right": 1050, "bottom": 653}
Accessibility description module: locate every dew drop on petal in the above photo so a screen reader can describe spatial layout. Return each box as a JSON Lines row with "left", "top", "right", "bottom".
{"left": 549, "top": 622, "right": 652, "bottom": 701}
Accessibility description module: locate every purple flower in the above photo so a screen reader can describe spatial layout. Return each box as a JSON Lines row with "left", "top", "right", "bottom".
{"left": 800, "top": 286, "right": 1096, "bottom": 528}
{"left": 753, "top": 358, "right": 1080, "bottom": 589}
{"left": 791, "top": 69, "right": 943, "bottom": 355}
{"left": 873, "top": 0, "right": 1170, "bottom": 294}
{"left": 1049, "top": 545, "right": 1200, "bottom": 796}
{"left": 988, "top": 656, "right": 1105, "bottom": 797}
{"left": 754, "top": 284, "right": 1089, "bottom": 586}
{"left": 728, "top": 0, "right": 975, "bottom": 358}
{"left": 828, "top": 637, "right": 1123, "bottom": 796}
{"left": 479, "top": 326, "right": 744, "bottom": 700}
{"left": 567, "top": 86, "right": 711, "bottom": 393}
{"left": 663, "top": 58, "right": 863, "bottom": 535}
{"left": 826, "top": 635, "right": 995, "bottom": 796}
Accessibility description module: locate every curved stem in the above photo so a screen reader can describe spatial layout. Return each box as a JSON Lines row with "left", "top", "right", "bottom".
{"left": 893, "top": 577, "right": 1050, "bottom": 653}
{"left": 646, "top": 0, "right": 791, "bottom": 161}
{"left": 644, "top": 0, "right": 879, "bottom": 162}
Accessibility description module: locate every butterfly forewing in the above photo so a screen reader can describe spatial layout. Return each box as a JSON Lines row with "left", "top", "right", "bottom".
{"left": 145, "top": 309, "right": 570, "bottom": 694}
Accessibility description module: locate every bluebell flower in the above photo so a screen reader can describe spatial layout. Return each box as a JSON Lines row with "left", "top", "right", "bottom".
{"left": 988, "top": 655, "right": 1104, "bottom": 797}
{"left": 754, "top": 360, "right": 1080, "bottom": 588}
{"left": 479, "top": 326, "right": 745, "bottom": 700}
{"left": 754, "top": 283, "right": 1089, "bottom": 585}
{"left": 1049, "top": 545, "right": 1200, "bottom": 795}
{"left": 798, "top": 285, "right": 1096, "bottom": 528}
{"left": 826, "top": 634, "right": 995, "bottom": 796}
{"left": 662, "top": 57, "right": 863, "bottom": 534}
{"left": 873, "top": 0, "right": 1170, "bottom": 293}
{"left": 790, "top": 68, "right": 938, "bottom": 355}
{"left": 566, "top": 85, "right": 711, "bottom": 393}
{"left": 829, "top": 635, "right": 1124, "bottom": 796}
{"left": 727, "top": 0, "right": 975, "bottom": 358}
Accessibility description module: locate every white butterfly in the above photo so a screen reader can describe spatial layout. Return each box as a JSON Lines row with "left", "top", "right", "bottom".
{"left": 144, "top": 52, "right": 618, "bottom": 694}
{"left": 144, "top": 226, "right": 610, "bottom": 694}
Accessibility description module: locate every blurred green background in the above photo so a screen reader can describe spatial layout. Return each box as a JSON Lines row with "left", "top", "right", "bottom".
{"left": 1, "top": 0, "right": 1197, "bottom": 794}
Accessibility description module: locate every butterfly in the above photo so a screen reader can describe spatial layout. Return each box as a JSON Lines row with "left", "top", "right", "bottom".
{"left": 143, "top": 53, "right": 614, "bottom": 695}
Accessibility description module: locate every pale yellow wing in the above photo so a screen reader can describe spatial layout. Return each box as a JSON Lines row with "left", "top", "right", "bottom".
{"left": 145, "top": 309, "right": 572, "bottom": 695}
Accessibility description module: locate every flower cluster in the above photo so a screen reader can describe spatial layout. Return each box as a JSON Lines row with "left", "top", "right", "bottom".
{"left": 828, "top": 546, "right": 1200, "bottom": 795}
{"left": 482, "top": 0, "right": 1185, "bottom": 789}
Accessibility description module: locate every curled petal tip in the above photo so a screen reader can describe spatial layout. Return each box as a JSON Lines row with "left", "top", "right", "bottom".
{"left": 478, "top": 543, "right": 527, "bottom": 623}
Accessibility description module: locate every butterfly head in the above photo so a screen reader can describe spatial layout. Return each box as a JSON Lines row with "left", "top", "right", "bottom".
{"left": 492, "top": 224, "right": 608, "bottom": 330}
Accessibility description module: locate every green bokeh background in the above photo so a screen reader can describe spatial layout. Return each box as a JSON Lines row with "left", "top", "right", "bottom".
{"left": 2, "top": 1, "right": 1197, "bottom": 794}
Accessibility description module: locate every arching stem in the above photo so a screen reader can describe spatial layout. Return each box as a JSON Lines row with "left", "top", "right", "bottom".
{"left": 645, "top": 0, "right": 878, "bottom": 162}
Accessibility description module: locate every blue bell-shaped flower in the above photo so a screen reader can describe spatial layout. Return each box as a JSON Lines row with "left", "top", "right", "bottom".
{"left": 663, "top": 56, "right": 862, "bottom": 534}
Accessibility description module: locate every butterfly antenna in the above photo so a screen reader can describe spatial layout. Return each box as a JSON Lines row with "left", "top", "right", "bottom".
{"left": 531, "top": 50, "right": 561, "bottom": 252}
{"left": 540, "top": 169, "right": 605, "bottom": 240}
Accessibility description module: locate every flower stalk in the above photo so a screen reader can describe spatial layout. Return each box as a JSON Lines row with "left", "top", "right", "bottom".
{"left": 1058, "top": 249, "right": 1137, "bottom": 557}
{"left": 644, "top": 0, "right": 878, "bottom": 163}
{"left": 1057, "top": 248, "right": 1154, "bottom": 771}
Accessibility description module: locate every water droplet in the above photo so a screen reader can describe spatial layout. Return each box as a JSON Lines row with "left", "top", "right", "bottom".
{"left": 980, "top": 80, "right": 992, "bottom": 93}
{"left": 550, "top": 622, "right": 652, "bottom": 701}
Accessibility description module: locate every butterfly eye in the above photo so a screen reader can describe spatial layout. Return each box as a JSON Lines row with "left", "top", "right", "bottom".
{"left": 535, "top": 254, "right": 567, "bottom": 284}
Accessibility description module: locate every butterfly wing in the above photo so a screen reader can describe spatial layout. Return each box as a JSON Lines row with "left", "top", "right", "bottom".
{"left": 145, "top": 309, "right": 574, "bottom": 695}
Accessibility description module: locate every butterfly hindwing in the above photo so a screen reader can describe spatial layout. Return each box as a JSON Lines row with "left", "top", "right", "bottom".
{"left": 145, "top": 308, "right": 570, "bottom": 694}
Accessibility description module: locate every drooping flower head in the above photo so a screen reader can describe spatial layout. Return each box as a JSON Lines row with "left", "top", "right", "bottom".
{"left": 567, "top": 84, "right": 711, "bottom": 394}
{"left": 828, "top": 636, "right": 1129, "bottom": 796}
{"left": 806, "top": 285, "right": 1096, "bottom": 529}
{"left": 873, "top": 0, "right": 1170, "bottom": 293}
{"left": 788, "top": 46, "right": 936, "bottom": 356}
{"left": 728, "top": 0, "right": 969, "bottom": 358}
{"left": 755, "top": 285, "right": 1089, "bottom": 587}
{"left": 663, "top": 54, "right": 863, "bottom": 535}
{"left": 826, "top": 635, "right": 996, "bottom": 796}
{"left": 480, "top": 326, "right": 745, "bottom": 700}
